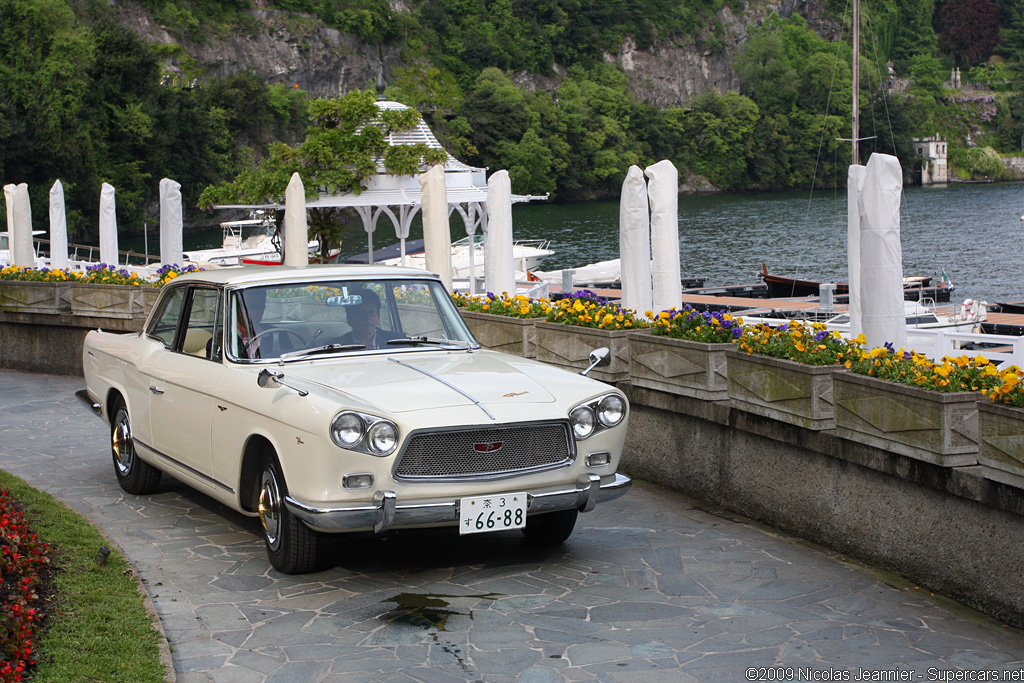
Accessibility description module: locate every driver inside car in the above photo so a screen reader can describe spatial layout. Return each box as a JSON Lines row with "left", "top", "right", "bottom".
{"left": 336, "top": 289, "right": 401, "bottom": 350}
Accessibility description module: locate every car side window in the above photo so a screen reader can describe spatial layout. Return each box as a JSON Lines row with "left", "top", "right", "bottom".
{"left": 180, "top": 288, "right": 220, "bottom": 360}
{"left": 147, "top": 287, "right": 187, "bottom": 347}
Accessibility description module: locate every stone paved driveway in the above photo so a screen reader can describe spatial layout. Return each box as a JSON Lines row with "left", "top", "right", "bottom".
{"left": 2, "top": 369, "right": 1023, "bottom": 682}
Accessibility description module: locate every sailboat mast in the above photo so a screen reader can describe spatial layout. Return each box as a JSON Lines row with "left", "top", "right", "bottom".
{"left": 852, "top": 0, "right": 860, "bottom": 166}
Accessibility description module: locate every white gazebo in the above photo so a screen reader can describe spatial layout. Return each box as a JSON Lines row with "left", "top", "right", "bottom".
{"left": 217, "top": 99, "right": 544, "bottom": 290}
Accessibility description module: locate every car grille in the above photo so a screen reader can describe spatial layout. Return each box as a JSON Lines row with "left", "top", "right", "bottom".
{"left": 394, "top": 421, "right": 574, "bottom": 481}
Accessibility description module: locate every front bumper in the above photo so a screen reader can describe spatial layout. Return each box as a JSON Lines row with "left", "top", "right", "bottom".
{"left": 285, "top": 472, "right": 632, "bottom": 534}
{"left": 75, "top": 389, "right": 103, "bottom": 418}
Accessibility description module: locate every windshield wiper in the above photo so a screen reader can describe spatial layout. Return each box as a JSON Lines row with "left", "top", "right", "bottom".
{"left": 387, "top": 336, "right": 474, "bottom": 349}
{"left": 279, "top": 343, "right": 365, "bottom": 361}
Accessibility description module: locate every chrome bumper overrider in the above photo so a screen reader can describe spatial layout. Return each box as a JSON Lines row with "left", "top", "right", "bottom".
{"left": 284, "top": 473, "right": 632, "bottom": 534}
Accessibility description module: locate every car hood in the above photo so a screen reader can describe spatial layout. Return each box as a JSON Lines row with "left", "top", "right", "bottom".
{"left": 281, "top": 351, "right": 557, "bottom": 412}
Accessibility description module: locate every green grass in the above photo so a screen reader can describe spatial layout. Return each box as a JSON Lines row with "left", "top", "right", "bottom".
{"left": 0, "top": 470, "right": 168, "bottom": 682}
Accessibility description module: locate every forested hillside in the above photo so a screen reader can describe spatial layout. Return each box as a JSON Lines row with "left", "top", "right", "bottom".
{"left": 1, "top": 0, "right": 1022, "bottom": 236}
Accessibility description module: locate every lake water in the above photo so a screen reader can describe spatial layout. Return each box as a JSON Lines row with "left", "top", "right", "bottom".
{"left": 182, "top": 182, "right": 1024, "bottom": 305}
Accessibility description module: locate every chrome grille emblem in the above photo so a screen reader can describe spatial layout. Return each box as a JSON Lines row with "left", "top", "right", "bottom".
{"left": 473, "top": 442, "right": 503, "bottom": 453}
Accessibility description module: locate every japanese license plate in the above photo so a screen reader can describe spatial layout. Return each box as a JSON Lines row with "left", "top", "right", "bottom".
{"left": 459, "top": 493, "right": 527, "bottom": 535}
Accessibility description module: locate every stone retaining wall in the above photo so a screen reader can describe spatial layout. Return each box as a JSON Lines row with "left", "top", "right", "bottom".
{"left": 0, "top": 310, "right": 144, "bottom": 375}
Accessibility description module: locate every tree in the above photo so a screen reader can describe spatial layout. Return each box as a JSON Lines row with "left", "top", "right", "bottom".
{"left": 938, "top": 0, "right": 1001, "bottom": 66}
{"left": 664, "top": 92, "right": 759, "bottom": 189}
{"left": 948, "top": 145, "right": 1004, "bottom": 178}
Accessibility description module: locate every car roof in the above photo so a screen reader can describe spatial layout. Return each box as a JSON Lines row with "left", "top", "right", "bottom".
{"left": 171, "top": 264, "right": 442, "bottom": 287}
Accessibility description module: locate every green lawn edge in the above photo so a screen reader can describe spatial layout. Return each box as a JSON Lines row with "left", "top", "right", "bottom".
{"left": 0, "top": 469, "right": 169, "bottom": 682}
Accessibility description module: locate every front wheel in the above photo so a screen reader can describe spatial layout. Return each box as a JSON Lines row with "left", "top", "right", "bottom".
{"left": 522, "top": 509, "right": 578, "bottom": 545}
{"left": 258, "top": 455, "right": 320, "bottom": 574}
{"left": 110, "top": 397, "right": 161, "bottom": 495}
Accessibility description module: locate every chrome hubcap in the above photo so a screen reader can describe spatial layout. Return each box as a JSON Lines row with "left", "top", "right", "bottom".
{"left": 258, "top": 468, "right": 282, "bottom": 551}
{"left": 112, "top": 409, "right": 133, "bottom": 476}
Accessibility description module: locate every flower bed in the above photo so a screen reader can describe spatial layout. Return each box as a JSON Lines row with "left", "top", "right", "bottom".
{"left": 650, "top": 305, "right": 743, "bottom": 343}
{"left": 545, "top": 290, "right": 648, "bottom": 331}
{"left": 727, "top": 321, "right": 861, "bottom": 430}
{"left": 451, "top": 292, "right": 550, "bottom": 319}
{"left": 737, "top": 321, "right": 860, "bottom": 366}
{"left": 0, "top": 488, "right": 51, "bottom": 683}
{"left": 629, "top": 307, "right": 743, "bottom": 400}
{"left": 0, "top": 263, "right": 199, "bottom": 288}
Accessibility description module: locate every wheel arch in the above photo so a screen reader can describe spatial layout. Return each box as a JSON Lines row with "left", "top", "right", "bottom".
{"left": 240, "top": 435, "right": 276, "bottom": 513}
{"left": 105, "top": 387, "right": 127, "bottom": 423}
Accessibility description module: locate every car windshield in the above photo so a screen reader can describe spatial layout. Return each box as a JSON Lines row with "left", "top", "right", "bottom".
{"left": 226, "top": 278, "right": 475, "bottom": 362}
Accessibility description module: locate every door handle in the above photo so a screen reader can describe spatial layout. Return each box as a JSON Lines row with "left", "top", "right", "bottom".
{"left": 149, "top": 385, "right": 165, "bottom": 395}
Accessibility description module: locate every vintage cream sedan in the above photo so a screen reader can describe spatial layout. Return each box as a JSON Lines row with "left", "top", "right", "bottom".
{"left": 76, "top": 265, "right": 631, "bottom": 573}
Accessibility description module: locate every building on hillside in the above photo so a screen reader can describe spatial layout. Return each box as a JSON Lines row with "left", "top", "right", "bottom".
{"left": 912, "top": 135, "right": 948, "bottom": 185}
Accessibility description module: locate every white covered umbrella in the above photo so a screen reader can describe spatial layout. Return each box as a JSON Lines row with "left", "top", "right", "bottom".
{"left": 645, "top": 159, "right": 681, "bottom": 313}
{"left": 619, "top": 165, "right": 652, "bottom": 315}
{"left": 283, "top": 173, "right": 308, "bottom": 267}
{"left": 846, "top": 164, "right": 867, "bottom": 337}
{"left": 5, "top": 183, "right": 34, "bottom": 267}
{"left": 49, "top": 180, "right": 68, "bottom": 269}
{"left": 857, "top": 153, "right": 907, "bottom": 351}
{"left": 418, "top": 165, "right": 452, "bottom": 290}
{"left": 159, "top": 178, "right": 183, "bottom": 266}
{"left": 99, "top": 183, "right": 118, "bottom": 266}
{"left": 484, "top": 170, "right": 515, "bottom": 296}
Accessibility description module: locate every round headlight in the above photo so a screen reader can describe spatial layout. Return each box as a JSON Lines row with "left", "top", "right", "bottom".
{"left": 570, "top": 405, "right": 596, "bottom": 440}
{"left": 331, "top": 412, "right": 365, "bottom": 448}
{"left": 597, "top": 394, "right": 625, "bottom": 427}
{"left": 366, "top": 421, "right": 398, "bottom": 455}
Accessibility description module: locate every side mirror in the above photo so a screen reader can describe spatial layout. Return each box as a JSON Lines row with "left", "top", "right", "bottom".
{"left": 580, "top": 347, "right": 611, "bottom": 376}
{"left": 257, "top": 368, "right": 308, "bottom": 396}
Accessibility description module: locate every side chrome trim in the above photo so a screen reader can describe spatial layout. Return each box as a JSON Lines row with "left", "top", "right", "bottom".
{"left": 133, "top": 439, "right": 235, "bottom": 495}
{"left": 284, "top": 473, "right": 632, "bottom": 534}
{"left": 74, "top": 389, "right": 103, "bottom": 418}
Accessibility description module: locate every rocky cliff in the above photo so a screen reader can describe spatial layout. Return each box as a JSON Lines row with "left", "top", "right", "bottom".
{"left": 117, "top": 0, "right": 839, "bottom": 108}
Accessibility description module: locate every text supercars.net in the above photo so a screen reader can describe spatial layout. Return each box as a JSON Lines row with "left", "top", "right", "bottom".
{"left": 745, "top": 667, "right": 1024, "bottom": 681}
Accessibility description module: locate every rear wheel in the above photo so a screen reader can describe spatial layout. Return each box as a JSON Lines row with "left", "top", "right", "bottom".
{"left": 258, "top": 455, "right": 320, "bottom": 574}
{"left": 110, "top": 397, "right": 161, "bottom": 495}
{"left": 522, "top": 509, "right": 578, "bottom": 545}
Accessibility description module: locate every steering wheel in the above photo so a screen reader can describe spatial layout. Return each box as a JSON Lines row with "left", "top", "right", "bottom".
{"left": 248, "top": 327, "right": 307, "bottom": 354}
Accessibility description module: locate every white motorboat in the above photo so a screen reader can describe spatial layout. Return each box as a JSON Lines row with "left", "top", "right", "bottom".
{"left": 372, "top": 235, "right": 553, "bottom": 277}
{"left": 183, "top": 216, "right": 320, "bottom": 266}
{"left": 823, "top": 299, "right": 986, "bottom": 333}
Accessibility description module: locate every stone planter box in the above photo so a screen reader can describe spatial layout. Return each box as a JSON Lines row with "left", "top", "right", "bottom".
{"left": 629, "top": 333, "right": 733, "bottom": 400}
{"left": 834, "top": 372, "right": 980, "bottom": 467}
{"left": 978, "top": 401, "right": 1024, "bottom": 488}
{"left": 460, "top": 310, "right": 538, "bottom": 357}
{"left": 0, "top": 280, "right": 71, "bottom": 315}
{"left": 726, "top": 350, "right": 842, "bottom": 430}
{"left": 70, "top": 283, "right": 160, "bottom": 320}
{"left": 535, "top": 321, "right": 636, "bottom": 383}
